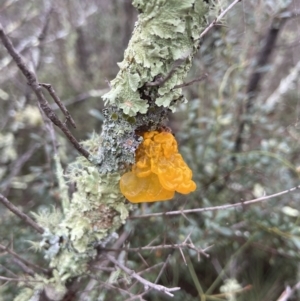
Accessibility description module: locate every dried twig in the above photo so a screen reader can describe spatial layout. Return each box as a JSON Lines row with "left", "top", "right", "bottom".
{"left": 130, "top": 185, "right": 300, "bottom": 219}
{"left": 103, "top": 242, "right": 211, "bottom": 259}
{"left": 137, "top": 262, "right": 164, "bottom": 276}
{"left": 154, "top": 255, "right": 170, "bottom": 284}
{"left": 0, "top": 275, "right": 41, "bottom": 283}
{"left": 198, "top": 0, "right": 242, "bottom": 40}
{"left": 0, "top": 23, "right": 91, "bottom": 160}
{"left": 11, "top": 258, "right": 35, "bottom": 276}
{"left": 0, "top": 276, "right": 26, "bottom": 282}
{"left": 173, "top": 74, "right": 208, "bottom": 89}
{"left": 39, "top": 83, "right": 76, "bottom": 128}
{"left": 105, "top": 254, "right": 180, "bottom": 297}
{"left": 0, "top": 243, "right": 49, "bottom": 275}
{"left": 92, "top": 279, "right": 142, "bottom": 300}
{"left": 124, "top": 256, "right": 172, "bottom": 301}
{"left": 0, "top": 194, "right": 44, "bottom": 234}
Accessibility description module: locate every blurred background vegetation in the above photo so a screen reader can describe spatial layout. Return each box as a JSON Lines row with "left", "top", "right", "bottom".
{"left": 1, "top": 0, "right": 300, "bottom": 300}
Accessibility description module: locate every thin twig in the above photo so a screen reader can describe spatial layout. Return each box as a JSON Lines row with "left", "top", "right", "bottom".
{"left": 198, "top": 0, "right": 242, "bottom": 40}
{"left": 137, "top": 262, "right": 164, "bottom": 276}
{"left": 105, "top": 254, "right": 180, "bottom": 297}
{"left": 173, "top": 74, "right": 208, "bottom": 89}
{"left": 154, "top": 255, "right": 170, "bottom": 284}
{"left": 11, "top": 258, "right": 35, "bottom": 276}
{"left": 0, "top": 264, "right": 18, "bottom": 279}
{"left": 0, "top": 243, "right": 49, "bottom": 274}
{"left": 0, "top": 194, "right": 44, "bottom": 234}
{"left": 39, "top": 83, "right": 76, "bottom": 128}
{"left": 130, "top": 185, "right": 300, "bottom": 219}
{"left": 0, "top": 276, "right": 25, "bottom": 282}
{"left": 0, "top": 23, "right": 90, "bottom": 160}
{"left": 90, "top": 278, "right": 140, "bottom": 300}
{"left": 127, "top": 257, "right": 173, "bottom": 301}
{"left": 103, "top": 242, "right": 211, "bottom": 258}
{"left": 0, "top": 275, "right": 41, "bottom": 283}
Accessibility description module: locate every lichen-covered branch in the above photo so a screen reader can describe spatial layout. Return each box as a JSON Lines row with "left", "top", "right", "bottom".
{"left": 5, "top": 1, "right": 213, "bottom": 299}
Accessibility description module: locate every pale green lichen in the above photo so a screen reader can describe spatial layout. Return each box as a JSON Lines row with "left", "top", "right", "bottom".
{"left": 102, "top": 0, "right": 208, "bottom": 116}
{"left": 97, "top": 105, "right": 169, "bottom": 174}
{"left": 37, "top": 135, "right": 132, "bottom": 281}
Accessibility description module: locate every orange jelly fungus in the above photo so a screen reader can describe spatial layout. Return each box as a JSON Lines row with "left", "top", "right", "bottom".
{"left": 120, "top": 131, "right": 196, "bottom": 203}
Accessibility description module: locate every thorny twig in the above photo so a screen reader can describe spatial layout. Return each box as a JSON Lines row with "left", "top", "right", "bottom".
{"left": 154, "top": 254, "right": 170, "bottom": 284}
{"left": 92, "top": 279, "right": 143, "bottom": 300}
{"left": 130, "top": 184, "right": 300, "bottom": 219}
{"left": 103, "top": 242, "right": 212, "bottom": 259}
{"left": 124, "top": 256, "right": 172, "bottom": 301}
{"left": 0, "top": 23, "right": 91, "bottom": 160}
{"left": 105, "top": 254, "right": 180, "bottom": 297}
{"left": 0, "top": 194, "right": 44, "bottom": 234}
{"left": 198, "top": 0, "right": 242, "bottom": 40}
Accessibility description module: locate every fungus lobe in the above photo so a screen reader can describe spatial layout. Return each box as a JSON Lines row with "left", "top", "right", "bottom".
{"left": 120, "top": 131, "right": 196, "bottom": 203}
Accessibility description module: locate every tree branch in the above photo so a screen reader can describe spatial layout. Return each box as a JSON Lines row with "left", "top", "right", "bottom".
{"left": 0, "top": 23, "right": 91, "bottom": 160}
{"left": 0, "top": 194, "right": 44, "bottom": 234}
